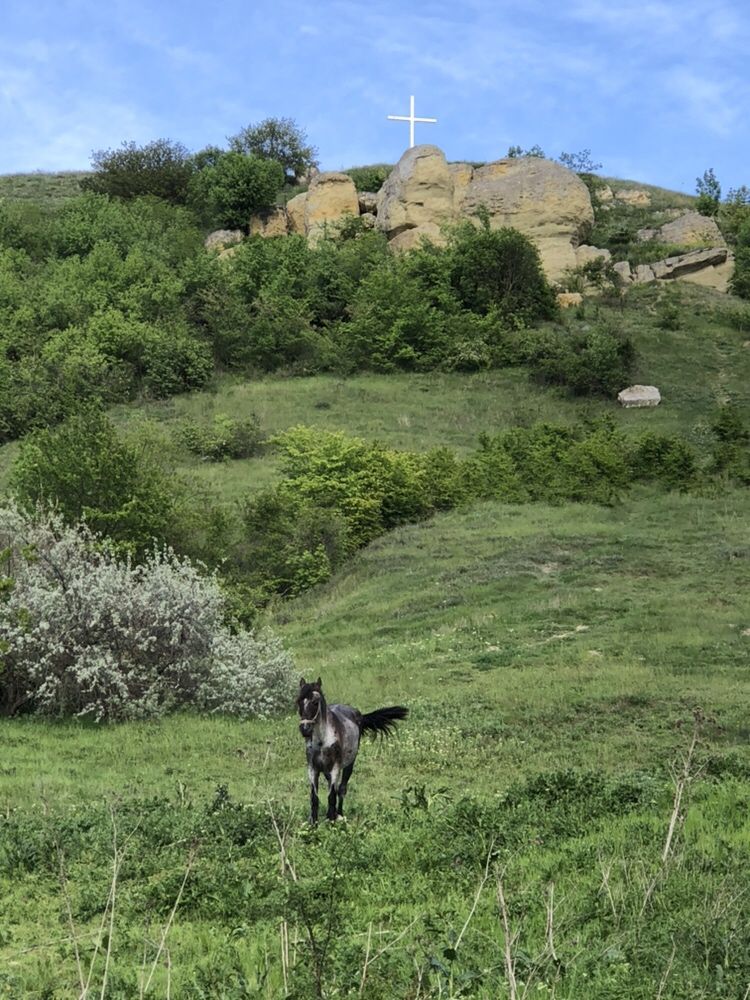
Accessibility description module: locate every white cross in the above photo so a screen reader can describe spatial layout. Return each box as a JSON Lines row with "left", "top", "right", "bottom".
{"left": 387, "top": 95, "right": 437, "bottom": 149}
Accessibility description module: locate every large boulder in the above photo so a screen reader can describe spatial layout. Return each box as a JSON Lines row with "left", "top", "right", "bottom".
{"left": 304, "top": 171, "right": 360, "bottom": 243}
{"left": 248, "top": 206, "right": 288, "bottom": 238}
{"left": 204, "top": 229, "right": 243, "bottom": 253}
{"left": 376, "top": 145, "right": 455, "bottom": 240}
{"left": 286, "top": 193, "right": 307, "bottom": 235}
{"left": 637, "top": 211, "right": 725, "bottom": 248}
{"left": 377, "top": 146, "right": 594, "bottom": 281}
{"left": 618, "top": 385, "right": 661, "bottom": 408}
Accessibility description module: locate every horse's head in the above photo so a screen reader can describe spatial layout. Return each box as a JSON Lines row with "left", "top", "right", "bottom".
{"left": 297, "top": 676, "right": 323, "bottom": 739}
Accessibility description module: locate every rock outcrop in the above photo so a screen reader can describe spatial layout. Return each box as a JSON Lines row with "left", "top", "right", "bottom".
{"left": 376, "top": 145, "right": 454, "bottom": 244}
{"left": 304, "top": 172, "right": 360, "bottom": 243}
{"left": 615, "top": 188, "right": 651, "bottom": 207}
{"left": 616, "top": 247, "right": 732, "bottom": 291}
{"left": 204, "top": 229, "right": 243, "bottom": 252}
{"left": 375, "top": 146, "right": 594, "bottom": 282}
{"left": 636, "top": 211, "right": 725, "bottom": 248}
{"left": 286, "top": 193, "right": 307, "bottom": 235}
{"left": 248, "top": 207, "right": 288, "bottom": 238}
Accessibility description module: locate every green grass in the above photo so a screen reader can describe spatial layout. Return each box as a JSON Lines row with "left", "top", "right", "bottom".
{"left": 1, "top": 274, "right": 750, "bottom": 996}
{"left": 0, "top": 171, "right": 89, "bottom": 205}
{"left": 2, "top": 488, "right": 749, "bottom": 997}
{"left": 600, "top": 176, "right": 696, "bottom": 211}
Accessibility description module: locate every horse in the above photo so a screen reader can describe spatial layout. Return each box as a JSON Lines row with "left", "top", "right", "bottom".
{"left": 296, "top": 677, "right": 408, "bottom": 823}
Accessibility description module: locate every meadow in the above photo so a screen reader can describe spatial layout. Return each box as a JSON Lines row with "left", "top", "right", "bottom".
{"left": 1, "top": 170, "right": 749, "bottom": 997}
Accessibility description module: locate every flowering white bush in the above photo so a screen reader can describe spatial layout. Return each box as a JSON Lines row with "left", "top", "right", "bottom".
{"left": 0, "top": 503, "right": 296, "bottom": 721}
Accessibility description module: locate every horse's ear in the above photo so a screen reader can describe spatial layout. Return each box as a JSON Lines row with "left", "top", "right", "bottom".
{"left": 299, "top": 676, "right": 306, "bottom": 688}
{"left": 314, "top": 677, "right": 322, "bottom": 690}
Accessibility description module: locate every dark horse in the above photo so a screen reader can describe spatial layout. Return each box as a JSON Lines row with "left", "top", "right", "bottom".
{"left": 297, "top": 677, "right": 408, "bottom": 823}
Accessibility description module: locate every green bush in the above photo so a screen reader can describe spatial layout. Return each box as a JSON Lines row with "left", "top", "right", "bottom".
{"left": 696, "top": 168, "right": 721, "bottom": 217}
{"left": 176, "top": 413, "right": 264, "bottom": 461}
{"left": 81, "top": 139, "right": 195, "bottom": 203}
{"left": 343, "top": 164, "right": 392, "bottom": 192}
{"left": 730, "top": 221, "right": 750, "bottom": 299}
{"left": 709, "top": 403, "right": 750, "bottom": 483}
{"left": 10, "top": 410, "right": 179, "bottom": 557}
{"left": 447, "top": 217, "right": 557, "bottom": 321}
{"left": 527, "top": 325, "right": 636, "bottom": 397}
{"left": 628, "top": 432, "right": 698, "bottom": 488}
{"left": 189, "top": 152, "right": 285, "bottom": 229}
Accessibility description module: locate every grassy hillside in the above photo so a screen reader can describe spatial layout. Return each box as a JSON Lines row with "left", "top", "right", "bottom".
{"left": 2, "top": 487, "right": 749, "bottom": 996}
{"left": 1, "top": 171, "right": 749, "bottom": 996}
{"left": 0, "top": 170, "right": 89, "bottom": 204}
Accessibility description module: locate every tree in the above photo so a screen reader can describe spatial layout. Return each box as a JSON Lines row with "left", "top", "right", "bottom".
{"left": 447, "top": 213, "right": 557, "bottom": 321}
{"left": 558, "top": 149, "right": 602, "bottom": 174}
{"left": 81, "top": 138, "right": 195, "bottom": 204}
{"left": 229, "top": 117, "right": 319, "bottom": 182}
{"left": 189, "top": 152, "right": 285, "bottom": 229}
{"left": 507, "top": 144, "right": 545, "bottom": 159}
{"left": 10, "top": 409, "right": 177, "bottom": 557}
{"left": 696, "top": 168, "right": 721, "bottom": 217}
{"left": 729, "top": 220, "right": 750, "bottom": 299}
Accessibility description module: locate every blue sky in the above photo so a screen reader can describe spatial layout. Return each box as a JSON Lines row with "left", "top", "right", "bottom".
{"left": 1, "top": 0, "right": 749, "bottom": 194}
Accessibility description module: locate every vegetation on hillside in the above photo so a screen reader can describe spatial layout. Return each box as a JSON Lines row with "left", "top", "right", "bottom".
{"left": 1, "top": 137, "right": 750, "bottom": 996}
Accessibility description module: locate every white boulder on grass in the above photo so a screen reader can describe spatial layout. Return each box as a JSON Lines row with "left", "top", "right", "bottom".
{"left": 617, "top": 385, "right": 661, "bottom": 408}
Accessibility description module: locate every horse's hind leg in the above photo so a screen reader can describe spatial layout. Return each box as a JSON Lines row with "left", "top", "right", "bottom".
{"left": 337, "top": 762, "right": 354, "bottom": 817}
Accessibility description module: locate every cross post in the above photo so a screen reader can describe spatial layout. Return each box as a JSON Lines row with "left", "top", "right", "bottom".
{"left": 387, "top": 95, "right": 437, "bottom": 148}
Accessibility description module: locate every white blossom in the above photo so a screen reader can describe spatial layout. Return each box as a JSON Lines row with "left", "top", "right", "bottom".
{"left": 0, "top": 503, "right": 295, "bottom": 721}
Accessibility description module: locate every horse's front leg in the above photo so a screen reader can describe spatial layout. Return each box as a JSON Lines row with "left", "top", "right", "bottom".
{"left": 308, "top": 765, "right": 320, "bottom": 825}
{"left": 326, "top": 763, "right": 341, "bottom": 822}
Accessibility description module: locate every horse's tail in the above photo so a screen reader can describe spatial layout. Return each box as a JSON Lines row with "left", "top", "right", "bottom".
{"left": 360, "top": 705, "right": 408, "bottom": 738}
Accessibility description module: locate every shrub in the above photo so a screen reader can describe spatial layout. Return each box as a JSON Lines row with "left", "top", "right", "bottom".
{"left": 729, "top": 221, "right": 750, "bottom": 299}
{"left": 558, "top": 149, "right": 602, "bottom": 174}
{"left": 0, "top": 504, "right": 295, "bottom": 720}
{"left": 176, "top": 413, "right": 264, "bottom": 461}
{"left": 709, "top": 403, "right": 750, "bottom": 483}
{"left": 10, "top": 409, "right": 179, "bottom": 557}
{"left": 466, "top": 422, "right": 631, "bottom": 506}
{"left": 696, "top": 168, "right": 721, "bottom": 217}
{"left": 81, "top": 139, "right": 195, "bottom": 204}
{"left": 628, "top": 432, "right": 698, "bottom": 488}
{"left": 719, "top": 186, "right": 750, "bottom": 245}
{"left": 343, "top": 164, "right": 392, "bottom": 192}
{"left": 229, "top": 117, "right": 318, "bottom": 182}
{"left": 189, "top": 152, "right": 285, "bottom": 229}
{"left": 527, "top": 325, "right": 636, "bottom": 397}
{"left": 447, "top": 216, "right": 557, "bottom": 321}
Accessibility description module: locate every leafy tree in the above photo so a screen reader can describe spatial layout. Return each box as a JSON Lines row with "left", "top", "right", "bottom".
{"left": 81, "top": 139, "right": 195, "bottom": 204}
{"left": 229, "top": 117, "right": 319, "bottom": 182}
{"left": 507, "top": 144, "right": 546, "bottom": 158}
{"left": 558, "top": 149, "right": 602, "bottom": 173}
{"left": 719, "top": 185, "right": 750, "bottom": 245}
{"left": 189, "top": 152, "right": 285, "bottom": 229}
{"left": 447, "top": 214, "right": 557, "bottom": 321}
{"left": 730, "top": 220, "right": 750, "bottom": 299}
{"left": 10, "top": 409, "right": 178, "bottom": 557}
{"left": 696, "top": 167, "right": 721, "bottom": 217}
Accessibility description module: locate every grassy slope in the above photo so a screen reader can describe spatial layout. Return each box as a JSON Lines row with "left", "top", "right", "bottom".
{"left": 1, "top": 179, "right": 750, "bottom": 994}
{"left": 0, "top": 171, "right": 89, "bottom": 205}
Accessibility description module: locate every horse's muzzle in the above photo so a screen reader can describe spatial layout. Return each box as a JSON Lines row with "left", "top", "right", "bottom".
{"left": 299, "top": 722, "right": 314, "bottom": 739}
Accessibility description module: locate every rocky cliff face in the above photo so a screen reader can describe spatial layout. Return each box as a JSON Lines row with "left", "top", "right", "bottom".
{"left": 375, "top": 146, "right": 594, "bottom": 281}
